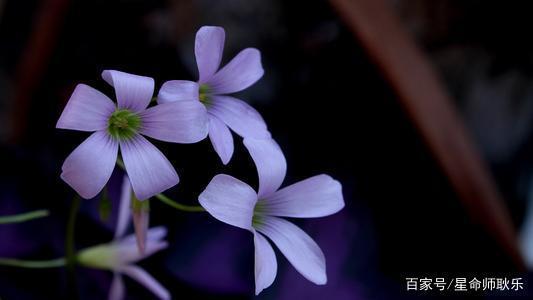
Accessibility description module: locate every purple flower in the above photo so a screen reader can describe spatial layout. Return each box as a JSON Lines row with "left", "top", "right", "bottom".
{"left": 57, "top": 70, "right": 209, "bottom": 200}
{"left": 158, "top": 26, "right": 270, "bottom": 165}
{"left": 198, "top": 138, "right": 345, "bottom": 294}
{"left": 78, "top": 175, "right": 170, "bottom": 300}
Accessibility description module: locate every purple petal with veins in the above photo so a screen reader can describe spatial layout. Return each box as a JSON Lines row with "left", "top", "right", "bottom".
{"left": 207, "top": 48, "right": 264, "bottom": 94}
{"left": 60, "top": 131, "right": 118, "bottom": 199}
{"left": 243, "top": 138, "right": 286, "bottom": 198}
{"left": 139, "top": 100, "right": 208, "bottom": 143}
{"left": 254, "top": 216, "right": 327, "bottom": 285}
{"left": 199, "top": 174, "right": 257, "bottom": 231}
{"left": 195, "top": 26, "right": 226, "bottom": 83}
{"left": 101, "top": 70, "right": 154, "bottom": 113}
{"left": 115, "top": 175, "right": 132, "bottom": 239}
{"left": 56, "top": 84, "right": 115, "bottom": 132}
{"left": 208, "top": 114, "right": 234, "bottom": 165}
{"left": 260, "top": 174, "right": 344, "bottom": 218}
{"left": 209, "top": 95, "right": 270, "bottom": 139}
{"left": 119, "top": 134, "right": 178, "bottom": 201}
{"left": 157, "top": 80, "right": 199, "bottom": 103}
{"left": 253, "top": 230, "right": 277, "bottom": 295}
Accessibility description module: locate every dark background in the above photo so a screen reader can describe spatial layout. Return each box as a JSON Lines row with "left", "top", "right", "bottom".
{"left": 1, "top": 0, "right": 533, "bottom": 299}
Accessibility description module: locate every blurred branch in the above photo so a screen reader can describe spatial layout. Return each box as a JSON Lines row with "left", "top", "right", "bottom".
{"left": 329, "top": 0, "right": 524, "bottom": 268}
{"left": 9, "top": 0, "right": 70, "bottom": 143}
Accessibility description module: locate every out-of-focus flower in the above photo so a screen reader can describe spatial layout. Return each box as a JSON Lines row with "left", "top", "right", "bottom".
{"left": 158, "top": 26, "right": 270, "bottom": 165}
{"left": 77, "top": 176, "right": 170, "bottom": 300}
{"left": 198, "top": 138, "right": 344, "bottom": 294}
{"left": 57, "top": 70, "right": 209, "bottom": 200}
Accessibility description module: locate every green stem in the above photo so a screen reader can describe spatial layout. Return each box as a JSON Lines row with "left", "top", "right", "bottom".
{"left": 0, "top": 257, "right": 66, "bottom": 268}
{"left": 0, "top": 210, "right": 49, "bottom": 224}
{"left": 155, "top": 193, "right": 205, "bottom": 212}
{"left": 66, "top": 196, "right": 81, "bottom": 299}
{"left": 115, "top": 159, "right": 204, "bottom": 213}
{"left": 66, "top": 196, "right": 80, "bottom": 266}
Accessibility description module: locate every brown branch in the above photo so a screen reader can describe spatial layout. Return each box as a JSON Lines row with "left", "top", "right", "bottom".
{"left": 329, "top": 0, "right": 524, "bottom": 269}
{"left": 9, "top": 0, "right": 70, "bottom": 143}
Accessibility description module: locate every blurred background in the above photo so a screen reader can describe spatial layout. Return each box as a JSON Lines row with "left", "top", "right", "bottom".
{"left": 1, "top": 0, "right": 533, "bottom": 299}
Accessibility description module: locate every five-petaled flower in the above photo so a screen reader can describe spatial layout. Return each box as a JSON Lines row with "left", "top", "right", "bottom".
{"left": 57, "top": 70, "right": 209, "bottom": 200}
{"left": 198, "top": 138, "right": 345, "bottom": 294}
{"left": 158, "top": 26, "right": 270, "bottom": 165}
{"left": 77, "top": 175, "right": 170, "bottom": 300}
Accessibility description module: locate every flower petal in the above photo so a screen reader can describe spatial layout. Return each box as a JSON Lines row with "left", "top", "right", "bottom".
{"left": 255, "top": 216, "right": 327, "bottom": 285}
{"left": 146, "top": 226, "right": 168, "bottom": 243}
{"left": 120, "top": 265, "right": 170, "bottom": 300}
{"left": 115, "top": 227, "right": 168, "bottom": 267}
{"left": 208, "top": 114, "right": 234, "bottom": 165}
{"left": 122, "top": 226, "right": 168, "bottom": 246}
{"left": 260, "top": 175, "right": 344, "bottom": 218}
{"left": 108, "top": 273, "right": 125, "bottom": 300}
{"left": 254, "top": 231, "right": 277, "bottom": 295}
{"left": 115, "top": 175, "right": 132, "bottom": 239}
{"left": 120, "top": 135, "right": 179, "bottom": 200}
{"left": 102, "top": 70, "right": 154, "bottom": 113}
{"left": 207, "top": 48, "right": 264, "bottom": 94}
{"left": 209, "top": 95, "right": 270, "bottom": 139}
{"left": 157, "top": 80, "right": 199, "bottom": 104}
{"left": 243, "top": 138, "right": 286, "bottom": 198}
{"left": 195, "top": 26, "right": 225, "bottom": 83}
{"left": 198, "top": 174, "right": 257, "bottom": 230}
{"left": 61, "top": 131, "right": 118, "bottom": 199}
{"left": 139, "top": 101, "right": 208, "bottom": 143}
{"left": 57, "top": 84, "right": 116, "bottom": 132}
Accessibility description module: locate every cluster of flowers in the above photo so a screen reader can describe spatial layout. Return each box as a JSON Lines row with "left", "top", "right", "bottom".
{"left": 56, "top": 26, "right": 345, "bottom": 299}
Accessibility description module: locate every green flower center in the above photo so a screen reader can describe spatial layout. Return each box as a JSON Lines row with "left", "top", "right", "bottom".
{"left": 107, "top": 109, "right": 141, "bottom": 140}
{"left": 252, "top": 214, "right": 264, "bottom": 228}
{"left": 252, "top": 201, "right": 266, "bottom": 228}
{"left": 199, "top": 84, "right": 212, "bottom": 106}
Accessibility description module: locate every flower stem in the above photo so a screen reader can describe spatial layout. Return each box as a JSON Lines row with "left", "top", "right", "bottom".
{"left": 66, "top": 196, "right": 80, "bottom": 265}
{"left": 0, "top": 209, "right": 49, "bottom": 224}
{"left": 115, "top": 159, "right": 205, "bottom": 212}
{"left": 66, "top": 196, "right": 81, "bottom": 299}
{"left": 0, "top": 257, "right": 66, "bottom": 268}
{"left": 154, "top": 193, "right": 205, "bottom": 212}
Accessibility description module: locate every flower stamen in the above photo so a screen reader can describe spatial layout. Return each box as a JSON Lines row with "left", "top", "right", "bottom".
{"left": 252, "top": 201, "right": 266, "bottom": 228}
{"left": 199, "top": 84, "right": 212, "bottom": 106}
{"left": 108, "top": 109, "right": 141, "bottom": 140}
